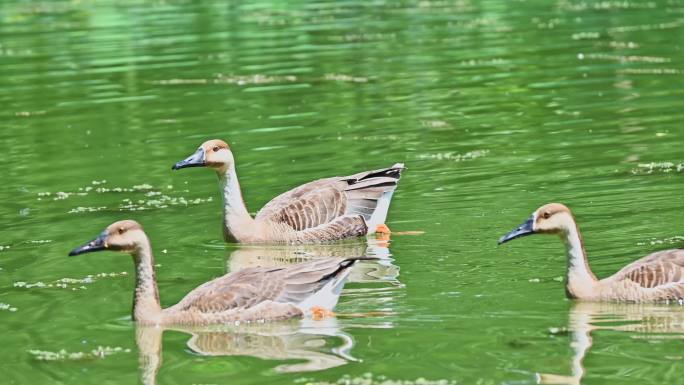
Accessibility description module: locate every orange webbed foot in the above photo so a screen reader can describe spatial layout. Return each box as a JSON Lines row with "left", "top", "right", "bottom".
{"left": 374, "top": 224, "right": 392, "bottom": 244}
{"left": 310, "top": 306, "right": 335, "bottom": 320}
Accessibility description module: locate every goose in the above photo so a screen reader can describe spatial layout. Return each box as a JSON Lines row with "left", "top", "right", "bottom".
{"left": 171, "top": 139, "right": 404, "bottom": 244}
{"left": 68, "top": 220, "right": 365, "bottom": 326}
{"left": 498, "top": 203, "right": 684, "bottom": 302}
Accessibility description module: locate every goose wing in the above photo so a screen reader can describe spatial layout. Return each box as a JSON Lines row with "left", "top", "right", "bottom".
{"left": 611, "top": 249, "right": 684, "bottom": 291}
{"left": 255, "top": 164, "right": 404, "bottom": 231}
{"left": 257, "top": 180, "right": 348, "bottom": 231}
{"left": 171, "top": 258, "right": 360, "bottom": 314}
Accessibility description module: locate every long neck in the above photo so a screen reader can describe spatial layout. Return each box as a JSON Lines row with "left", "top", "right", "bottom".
{"left": 217, "top": 166, "right": 254, "bottom": 242}
{"left": 561, "top": 221, "right": 598, "bottom": 299}
{"left": 132, "top": 238, "right": 162, "bottom": 323}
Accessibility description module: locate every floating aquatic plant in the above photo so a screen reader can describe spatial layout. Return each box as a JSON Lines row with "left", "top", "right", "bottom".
{"left": 301, "top": 373, "right": 457, "bottom": 385}
{"left": 152, "top": 73, "right": 298, "bottom": 86}
{"left": 68, "top": 206, "right": 107, "bottom": 214}
{"left": 35, "top": 180, "right": 212, "bottom": 213}
{"left": 29, "top": 346, "right": 131, "bottom": 361}
{"left": 14, "top": 271, "right": 128, "bottom": 290}
{"left": 631, "top": 162, "right": 684, "bottom": 174}
{"left": 324, "top": 73, "right": 369, "bottom": 83}
{"left": 26, "top": 240, "right": 52, "bottom": 244}
{"left": 418, "top": 150, "right": 489, "bottom": 162}
{"left": 637, "top": 235, "right": 684, "bottom": 247}
{"left": 0, "top": 303, "right": 17, "bottom": 312}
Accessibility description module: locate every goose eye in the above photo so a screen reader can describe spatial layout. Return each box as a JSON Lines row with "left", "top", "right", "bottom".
{"left": 118, "top": 228, "right": 125, "bottom": 234}
{"left": 543, "top": 212, "right": 551, "bottom": 219}
{"left": 212, "top": 146, "right": 220, "bottom": 152}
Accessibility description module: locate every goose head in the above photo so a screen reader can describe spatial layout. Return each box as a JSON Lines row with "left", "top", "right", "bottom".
{"left": 69, "top": 220, "right": 147, "bottom": 256}
{"left": 172, "top": 139, "right": 233, "bottom": 172}
{"left": 498, "top": 203, "right": 575, "bottom": 244}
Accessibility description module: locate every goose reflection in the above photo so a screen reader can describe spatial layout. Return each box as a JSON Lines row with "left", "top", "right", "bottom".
{"left": 537, "top": 302, "right": 684, "bottom": 385}
{"left": 136, "top": 318, "right": 357, "bottom": 385}
{"left": 226, "top": 237, "right": 400, "bottom": 284}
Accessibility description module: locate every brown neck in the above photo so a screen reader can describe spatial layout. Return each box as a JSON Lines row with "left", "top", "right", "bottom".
{"left": 561, "top": 219, "right": 598, "bottom": 299}
{"left": 131, "top": 238, "right": 162, "bottom": 323}
{"left": 217, "top": 166, "right": 255, "bottom": 242}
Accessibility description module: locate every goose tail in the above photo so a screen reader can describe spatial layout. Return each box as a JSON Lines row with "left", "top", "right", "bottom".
{"left": 342, "top": 163, "right": 405, "bottom": 234}
{"left": 296, "top": 257, "right": 378, "bottom": 312}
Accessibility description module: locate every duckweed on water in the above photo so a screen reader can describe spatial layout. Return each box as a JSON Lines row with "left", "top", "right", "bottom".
{"left": 37, "top": 180, "right": 212, "bottom": 213}
{"left": 637, "top": 235, "right": 684, "bottom": 246}
{"left": 301, "top": 373, "right": 457, "bottom": 385}
{"left": 324, "top": 73, "right": 369, "bottom": 83}
{"left": 119, "top": 195, "right": 212, "bottom": 211}
{"left": 14, "top": 271, "right": 128, "bottom": 290}
{"left": 631, "top": 162, "right": 684, "bottom": 174}
{"left": 417, "top": 150, "right": 489, "bottom": 162}
{"left": 26, "top": 240, "right": 52, "bottom": 244}
{"left": 0, "top": 303, "right": 18, "bottom": 312}
{"left": 29, "top": 346, "right": 131, "bottom": 361}
{"left": 68, "top": 206, "right": 108, "bottom": 214}
{"left": 157, "top": 72, "right": 375, "bottom": 86}
{"left": 152, "top": 73, "right": 298, "bottom": 86}
{"left": 420, "top": 120, "right": 449, "bottom": 128}
{"left": 617, "top": 68, "right": 682, "bottom": 75}
{"left": 0, "top": 240, "right": 51, "bottom": 253}
{"left": 581, "top": 53, "right": 670, "bottom": 63}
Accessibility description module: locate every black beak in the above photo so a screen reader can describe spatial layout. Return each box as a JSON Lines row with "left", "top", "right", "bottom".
{"left": 498, "top": 215, "right": 535, "bottom": 245}
{"left": 68, "top": 231, "right": 108, "bottom": 256}
{"left": 172, "top": 148, "right": 205, "bottom": 170}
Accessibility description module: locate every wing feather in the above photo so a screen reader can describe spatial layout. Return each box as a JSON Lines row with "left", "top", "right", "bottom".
{"left": 169, "top": 258, "right": 361, "bottom": 314}
{"left": 255, "top": 164, "right": 404, "bottom": 232}
{"left": 612, "top": 249, "right": 684, "bottom": 290}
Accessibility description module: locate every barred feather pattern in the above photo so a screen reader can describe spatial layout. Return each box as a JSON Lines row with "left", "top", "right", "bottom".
{"left": 599, "top": 249, "right": 684, "bottom": 302}
{"left": 269, "top": 186, "right": 347, "bottom": 231}
{"left": 161, "top": 258, "right": 362, "bottom": 325}
{"left": 250, "top": 164, "right": 403, "bottom": 243}
{"left": 294, "top": 215, "right": 368, "bottom": 244}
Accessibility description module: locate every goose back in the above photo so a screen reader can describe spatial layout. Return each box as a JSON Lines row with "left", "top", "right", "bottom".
{"left": 255, "top": 164, "right": 404, "bottom": 235}
{"left": 603, "top": 249, "right": 684, "bottom": 301}
{"left": 163, "top": 258, "right": 363, "bottom": 324}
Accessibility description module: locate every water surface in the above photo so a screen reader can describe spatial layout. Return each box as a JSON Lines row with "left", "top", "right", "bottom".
{"left": 2, "top": 0, "right": 684, "bottom": 384}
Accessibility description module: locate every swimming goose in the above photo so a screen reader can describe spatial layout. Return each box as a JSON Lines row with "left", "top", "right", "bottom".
{"left": 498, "top": 203, "right": 684, "bottom": 302}
{"left": 172, "top": 139, "right": 404, "bottom": 244}
{"left": 68, "top": 220, "right": 364, "bottom": 326}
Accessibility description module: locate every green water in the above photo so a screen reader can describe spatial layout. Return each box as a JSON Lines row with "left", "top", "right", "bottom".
{"left": 2, "top": 0, "right": 684, "bottom": 384}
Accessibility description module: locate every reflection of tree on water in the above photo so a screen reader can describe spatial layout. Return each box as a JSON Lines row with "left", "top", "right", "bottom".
{"left": 137, "top": 318, "right": 356, "bottom": 385}
{"left": 537, "top": 302, "right": 684, "bottom": 385}
{"left": 226, "top": 237, "right": 400, "bottom": 284}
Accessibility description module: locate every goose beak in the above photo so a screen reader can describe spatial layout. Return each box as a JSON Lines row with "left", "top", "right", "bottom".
{"left": 172, "top": 148, "right": 205, "bottom": 170}
{"left": 498, "top": 215, "right": 535, "bottom": 245}
{"left": 68, "top": 231, "right": 108, "bottom": 256}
